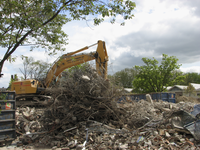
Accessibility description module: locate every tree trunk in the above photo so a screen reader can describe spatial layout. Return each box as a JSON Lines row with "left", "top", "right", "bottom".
{"left": 0, "top": 61, "right": 4, "bottom": 78}
{"left": 0, "top": 53, "right": 10, "bottom": 77}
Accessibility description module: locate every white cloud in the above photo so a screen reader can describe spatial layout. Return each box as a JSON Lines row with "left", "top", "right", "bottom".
{"left": 0, "top": 72, "right": 11, "bottom": 88}
{"left": 180, "top": 66, "right": 200, "bottom": 74}
{"left": 180, "top": 61, "right": 200, "bottom": 74}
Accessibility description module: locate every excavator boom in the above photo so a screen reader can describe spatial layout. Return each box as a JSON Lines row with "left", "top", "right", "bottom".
{"left": 45, "top": 40, "right": 108, "bottom": 87}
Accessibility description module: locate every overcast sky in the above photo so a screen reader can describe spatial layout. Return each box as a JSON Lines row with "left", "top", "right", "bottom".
{"left": 1, "top": 0, "right": 200, "bottom": 88}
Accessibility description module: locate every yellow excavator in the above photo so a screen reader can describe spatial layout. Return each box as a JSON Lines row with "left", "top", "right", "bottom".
{"left": 11, "top": 40, "right": 108, "bottom": 106}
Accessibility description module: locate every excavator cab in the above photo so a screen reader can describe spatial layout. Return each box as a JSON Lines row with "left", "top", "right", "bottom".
{"left": 11, "top": 79, "right": 38, "bottom": 95}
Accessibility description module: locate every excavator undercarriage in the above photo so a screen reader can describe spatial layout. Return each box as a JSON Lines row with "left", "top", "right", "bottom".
{"left": 15, "top": 95, "right": 53, "bottom": 107}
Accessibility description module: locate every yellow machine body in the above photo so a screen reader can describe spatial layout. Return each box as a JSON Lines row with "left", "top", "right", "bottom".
{"left": 11, "top": 79, "right": 38, "bottom": 94}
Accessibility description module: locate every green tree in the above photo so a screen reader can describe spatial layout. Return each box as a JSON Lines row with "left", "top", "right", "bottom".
{"left": 60, "top": 62, "right": 93, "bottom": 82}
{"left": 132, "top": 54, "right": 185, "bottom": 93}
{"left": 182, "top": 72, "right": 200, "bottom": 85}
{"left": 67, "top": 62, "right": 90, "bottom": 74}
{"left": 31, "top": 60, "right": 51, "bottom": 80}
{"left": 19, "top": 56, "right": 51, "bottom": 80}
{"left": 19, "top": 56, "right": 35, "bottom": 80}
{"left": 0, "top": 0, "right": 136, "bottom": 76}
{"left": 7, "top": 74, "right": 18, "bottom": 90}
{"left": 185, "top": 83, "right": 196, "bottom": 96}
{"left": 113, "top": 67, "right": 138, "bottom": 88}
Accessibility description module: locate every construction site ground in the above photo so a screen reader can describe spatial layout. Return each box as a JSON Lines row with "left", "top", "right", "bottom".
{"left": 1, "top": 67, "right": 200, "bottom": 150}
{"left": 2, "top": 97, "right": 200, "bottom": 150}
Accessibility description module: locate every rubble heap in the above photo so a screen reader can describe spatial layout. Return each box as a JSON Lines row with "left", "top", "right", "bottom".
{"left": 15, "top": 65, "right": 200, "bottom": 149}
{"left": 42, "top": 65, "right": 127, "bottom": 129}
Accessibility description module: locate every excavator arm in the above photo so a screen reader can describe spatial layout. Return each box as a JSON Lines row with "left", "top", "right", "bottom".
{"left": 11, "top": 40, "right": 108, "bottom": 96}
{"left": 45, "top": 40, "right": 108, "bottom": 87}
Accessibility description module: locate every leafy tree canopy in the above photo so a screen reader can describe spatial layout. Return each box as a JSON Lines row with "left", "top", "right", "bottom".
{"left": 185, "top": 83, "right": 196, "bottom": 96}
{"left": 132, "top": 54, "right": 185, "bottom": 93}
{"left": 19, "top": 56, "right": 51, "bottom": 80}
{"left": 113, "top": 67, "right": 138, "bottom": 88}
{"left": 0, "top": 0, "right": 136, "bottom": 75}
{"left": 181, "top": 72, "right": 200, "bottom": 85}
{"left": 66, "top": 62, "right": 90, "bottom": 74}
{"left": 7, "top": 74, "right": 18, "bottom": 90}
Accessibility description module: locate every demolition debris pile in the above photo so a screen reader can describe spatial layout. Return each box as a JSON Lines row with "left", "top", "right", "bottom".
{"left": 15, "top": 65, "right": 200, "bottom": 149}
{"left": 42, "top": 65, "right": 126, "bottom": 129}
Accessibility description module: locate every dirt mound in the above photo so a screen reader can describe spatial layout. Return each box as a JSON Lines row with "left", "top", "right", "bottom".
{"left": 176, "top": 96, "right": 200, "bottom": 103}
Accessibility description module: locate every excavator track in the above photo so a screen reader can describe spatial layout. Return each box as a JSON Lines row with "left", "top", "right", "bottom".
{"left": 16, "top": 95, "right": 53, "bottom": 107}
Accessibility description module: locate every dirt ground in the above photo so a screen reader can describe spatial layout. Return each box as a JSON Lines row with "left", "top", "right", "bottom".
{"left": 176, "top": 95, "right": 200, "bottom": 103}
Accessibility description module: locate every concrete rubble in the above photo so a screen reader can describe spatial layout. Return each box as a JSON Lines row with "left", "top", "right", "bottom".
{"left": 15, "top": 100, "right": 200, "bottom": 150}
{"left": 13, "top": 66, "right": 200, "bottom": 149}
